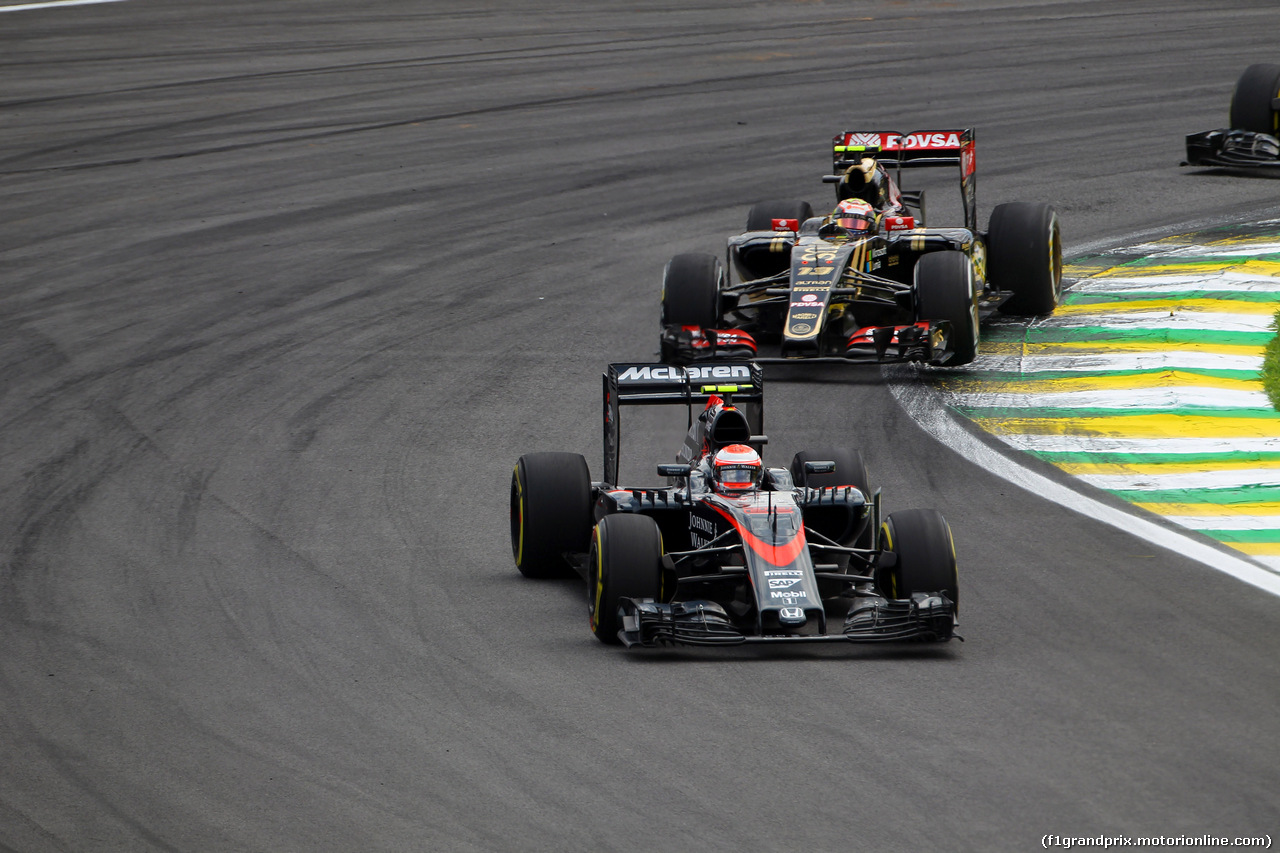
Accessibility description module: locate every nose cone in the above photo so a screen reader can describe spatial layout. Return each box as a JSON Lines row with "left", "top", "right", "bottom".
{"left": 777, "top": 606, "right": 807, "bottom": 627}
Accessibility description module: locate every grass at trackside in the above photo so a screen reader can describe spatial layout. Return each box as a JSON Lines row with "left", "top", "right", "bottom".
{"left": 1266, "top": 309, "right": 1280, "bottom": 411}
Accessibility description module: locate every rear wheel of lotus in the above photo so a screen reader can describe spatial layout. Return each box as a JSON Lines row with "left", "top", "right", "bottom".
{"left": 878, "top": 508, "right": 958, "bottom": 612}
{"left": 587, "top": 514, "right": 664, "bottom": 644}
{"left": 915, "top": 250, "right": 978, "bottom": 366}
{"left": 1229, "top": 63, "right": 1280, "bottom": 134}
{"left": 510, "top": 452, "right": 593, "bottom": 579}
{"left": 745, "top": 199, "right": 814, "bottom": 232}
{"left": 986, "top": 201, "right": 1062, "bottom": 316}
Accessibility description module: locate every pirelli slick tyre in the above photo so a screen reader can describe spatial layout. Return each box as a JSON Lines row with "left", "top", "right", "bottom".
{"left": 745, "top": 199, "right": 814, "bottom": 232}
{"left": 878, "top": 509, "right": 959, "bottom": 613}
{"left": 1229, "top": 63, "right": 1280, "bottom": 135}
{"left": 587, "top": 514, "right": 664, "bottom": 644}
{"left": 790, "top": 447, "right": 874, "bottom": 549}
{"left": 661, "top": 253, "right": 724, "bottom": 330}
{"left": 986, "top": 201, "right": 1062, "bottom": 316}
{"left": 742, "top": 200, "right": 814, "bottom": 279}
{"left": 914, "top": 250, "right": 978, "bottom": 366}
{"left": 510, "top": 452, "right": 593, "bottom": 579}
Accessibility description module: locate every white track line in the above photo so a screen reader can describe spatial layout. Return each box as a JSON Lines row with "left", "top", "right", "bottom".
{"left": 998, "top": 434, "right": 1280, "bottom": 454}
{"left": 979, "top": 353, "right": 1264, "bottom": 372}
{"left": 0, "top": 0, "right": 127, "bottom": 11}
{"left": 889, "top": 372, "right": 1280, "bottom": 598}
{"left": 954, "top": 387, "right": 1271, "bottom": 410}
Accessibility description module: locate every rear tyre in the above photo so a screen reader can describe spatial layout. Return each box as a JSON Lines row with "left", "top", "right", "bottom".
{"left": 661, "top": 253, "right": 724, "bottom": 329}
{"left": 915, "top": 250, "right": 978, "bottom": 366}
{"left": 1229, "top": 63, "right": 1280, "bottom": 134}
{"left": 986, "top": 201, "right": 1062, "bottom": 316}
{"left": 587, "top": 514, "right": 664, "bottom": 644}
{"left": 745, "top": 199, "right": 814, "bottom": 232}
{"left": 878, "top": 509, "right": 959, "bottom": 612}
{"left": 791, "top": 447, "right": 873, "bottom": 550}
{"left": 510, "top": 452, "right": 593, "bottom": 579}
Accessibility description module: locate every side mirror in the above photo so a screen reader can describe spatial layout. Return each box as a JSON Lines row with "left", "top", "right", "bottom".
{"left": 748, "top": 434, "right": 769, "bottom": 446}
{"left": 803, "top": 460, "right": 836, "bottom": 475}
{"left": 657, "top": 463, "right": 692, "bottom": 478}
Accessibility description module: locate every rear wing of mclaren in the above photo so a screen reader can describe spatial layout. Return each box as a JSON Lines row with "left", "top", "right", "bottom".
{"left": 826, "top": 128, "right": 978, "bottom": 231}
{"left": 602, "top": 362, "right": 764, "bottom": 486}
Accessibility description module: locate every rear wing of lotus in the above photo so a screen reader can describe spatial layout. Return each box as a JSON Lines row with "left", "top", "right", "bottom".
{"left": 826, "top": 128, "right": 977, "bottom": 231}
{"left": 602, "top": 362, "right": 764, "bottom": 485}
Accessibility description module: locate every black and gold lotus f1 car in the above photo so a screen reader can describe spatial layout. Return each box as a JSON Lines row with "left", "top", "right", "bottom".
{"left": 1183, "top": 64, "right": 1280, "bottom": 169}
{"left": 510, "top": 361, "right": 959, "bottom": 647}
{"left": 659, "top": 129, "right": 1062, "bottom": 367}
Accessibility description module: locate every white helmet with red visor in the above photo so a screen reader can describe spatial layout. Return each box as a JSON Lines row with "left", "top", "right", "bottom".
{"left": 711, "top": 443, "right": 762, "bottom": 493}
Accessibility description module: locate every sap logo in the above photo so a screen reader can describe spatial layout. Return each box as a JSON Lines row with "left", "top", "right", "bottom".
{"left": 768, "top": 578, "right": 800, "bottom": 589}
{"left": 616, "top": 364, "right": 751, "bottom": 383}
{"left": 884, "top": 132, "right": 962, "bottom": 150}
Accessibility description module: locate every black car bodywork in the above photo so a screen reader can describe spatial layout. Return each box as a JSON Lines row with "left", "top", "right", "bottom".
{"left": 660, "top": 129, "right": 1062, "bottom": 368}
{"left": 510, "top": 361, "right": 960, "bottom": 648}
{"left": 1184, "top": 63, "right": 1280, "bottom": 170}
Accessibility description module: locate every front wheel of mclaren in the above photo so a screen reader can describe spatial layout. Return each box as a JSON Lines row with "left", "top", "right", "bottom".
{"left": 587, "top": 514, "right": 664, "bottom": 645}
{"left": 877, "top": 508, "right": 959, "bottom": 613}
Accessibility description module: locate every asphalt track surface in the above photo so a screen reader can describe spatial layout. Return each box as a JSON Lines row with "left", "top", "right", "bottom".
{"left": 3, "top": 2, "right": 1279, "bottom": 851}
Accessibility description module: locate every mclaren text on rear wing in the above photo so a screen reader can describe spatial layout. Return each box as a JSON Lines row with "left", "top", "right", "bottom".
{"left": 602, "top": 362, "right": 764, "bottom": 485}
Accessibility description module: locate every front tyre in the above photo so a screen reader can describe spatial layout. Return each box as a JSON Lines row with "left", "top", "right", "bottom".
{"left": 587, "top": 514, "right": 664, "bottom": 644}
{"left": 1229, "top": 63, "right": 1280, "bottom": 134}
{"left": 510, "top": 452, "right": 593, "bottom": 579}
{"left": 915, "top": 250, "right": 979, "bottom": 366}
{"left": 986, "top": 201, "right": 1062, "bottom": 316}
{"left": 661, "top": 252, "right": 724, "bottom": 330}
{"left": 878, "top": 508, "right": 959, "bottom": 612}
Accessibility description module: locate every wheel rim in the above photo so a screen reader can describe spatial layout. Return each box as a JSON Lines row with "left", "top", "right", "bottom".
{"left": 510, "top": 466, "right": 524, "bottom": 565}
{"left": 588, "top": 526, "right": 604, "bottom": 632}
{"left": 1049, "top": 216, "right": 1062, "bottom": 303}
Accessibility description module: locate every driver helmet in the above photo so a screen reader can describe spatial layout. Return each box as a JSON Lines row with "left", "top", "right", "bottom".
{"left": 838, "top": 158, "right": 888, "bottom": 209}
{"left": 830, "top": 198, "right": 876, "bottom": 234}
{"left": 712, "top": 444, "right": 762, "bottom": 493}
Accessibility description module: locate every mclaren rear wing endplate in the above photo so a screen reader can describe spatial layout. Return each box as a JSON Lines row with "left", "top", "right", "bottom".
{"left": 602, "top": 362, "right": 764, "bottom": 486}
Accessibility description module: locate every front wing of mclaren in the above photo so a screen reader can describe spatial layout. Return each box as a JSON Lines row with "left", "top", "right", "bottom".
{"left": 616, "top": 591, "right": 957, "bottom": 648}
